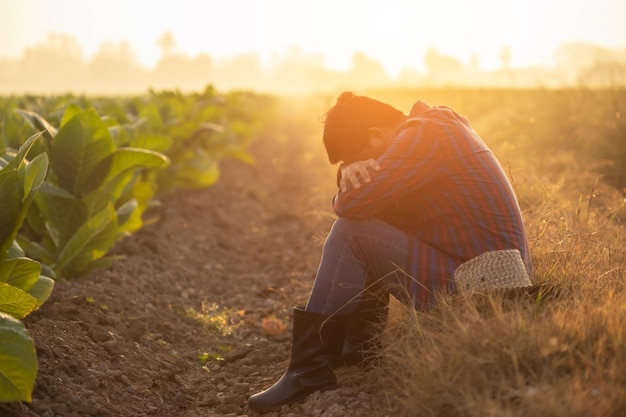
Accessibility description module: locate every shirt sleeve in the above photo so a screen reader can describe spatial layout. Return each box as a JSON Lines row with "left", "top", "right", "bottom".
{"left": 335, "top": 163, "right": 344, "bottom": 188}
{"left": 332, "top": 117, "right": 447, "bottom": 218}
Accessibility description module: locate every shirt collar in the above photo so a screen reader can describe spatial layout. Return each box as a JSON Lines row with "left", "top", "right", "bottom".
{"left": 408, "top": 100, "right": 430, "bottom": 117}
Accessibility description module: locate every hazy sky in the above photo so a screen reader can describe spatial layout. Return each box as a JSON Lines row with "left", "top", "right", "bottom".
{"left": 1, "top": 0, "right": 626, "bottom": 75}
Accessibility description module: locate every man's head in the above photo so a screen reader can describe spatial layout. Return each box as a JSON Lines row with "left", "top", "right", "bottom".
{"left": 322, "top": 92, "right": 406, "bottom": 164}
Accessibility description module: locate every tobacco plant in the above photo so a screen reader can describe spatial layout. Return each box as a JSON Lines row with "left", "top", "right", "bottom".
{"left": 16, "top": 107, "right": 170, "bottom": 278}
{"left": 0, "top": 134, "right": 54, "bottom": 403}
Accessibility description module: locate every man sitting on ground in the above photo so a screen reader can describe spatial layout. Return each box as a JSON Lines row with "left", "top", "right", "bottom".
{"left": 248, "top": 92, "right": 532, "bottom": 412}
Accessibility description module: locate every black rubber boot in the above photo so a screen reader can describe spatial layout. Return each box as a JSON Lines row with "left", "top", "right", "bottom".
{"left": 331, "top": 288, "right": 389, "bottom": 368}
{"left": 247, "top": 307, "right": 347, "bottom": 412}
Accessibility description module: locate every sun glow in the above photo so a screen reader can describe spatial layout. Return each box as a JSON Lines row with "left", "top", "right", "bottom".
{"left": 1, "top": 0, "right": 626, "bottom": 93}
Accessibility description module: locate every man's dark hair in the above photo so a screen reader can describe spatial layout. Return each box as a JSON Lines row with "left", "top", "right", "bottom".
{"left": 322, "top": 92, "right": 404, "bottom": 164}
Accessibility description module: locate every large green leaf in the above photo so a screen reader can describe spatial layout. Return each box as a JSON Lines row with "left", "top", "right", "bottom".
{"left": 36, "top": 180, "right": 74, "bottom": 200}
{"left": 0, "top": 258, "right": 41, "bottom": 291}
{"left": 95, "top": 170, "right": 136, "bottom": 205}
{"left": 22, "top": 199, "right": 46, "bottom": 238}
{"left": 101, "top": 147, "right": 169, "bottom": 187}
{"left": 129, "top": 179, "right": 157, "bottom": 218}
{"left": 0, "top": 136, "right": 48, "bottom": 262}
{"left": 7, "top": 241, "right": 25, "bottom": 259}
{"left": 15, "top": 237, "right": 54, "bottom": 266}
{"left": 6, "top": 132, "right": 43, "bottom": 172}
{"left": 130, "top": 134, "right": 172, "bottom": 153}
{"left": 51, "top": 109, "right": 115, "bottom": 197}
{"left": 27, "top": 276, "right": 54, "bottom": 309}
{"left": 35, "top": 183, "right": 88, "bottom": 250}
{"left": 15, "top": 109, "right": 57, "bottom": 147}
{"left": 59, "top": 103, "right": 83, "bottom": 127}
{"left": 67, "top": 255, "right": 118, "bottom": 278}
{"left": 82, "top": 189, "right": 114, "bottom": 218}
{"left": 20, "top": 153, "right": 48, "bottom": 203}
{"left": 0, "top": 312, "right": 37, "bottom": 403}
{"left": 66, "top": 218, "right": 119, "bottom": 277}
{"left": 0, "top": 283, "right": 37, "bottom": 319}
{"left": 0, "top": 169, "right": 21, "bottom": 259}
{"left": 116, "top": 198, "right": 142, "bottom": 234}
{"left": 54, "top": 204, "right": 118, "bottom": 275}
{"left": 9, "top": 154, "right": 50, "bottom": 257}
{"left": 88, "top": 147, "right": 168, "bottom": 205}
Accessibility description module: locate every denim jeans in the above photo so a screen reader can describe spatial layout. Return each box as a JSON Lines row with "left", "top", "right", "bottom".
{"left": 305, "top": 217, "right": 411, "bottom": 316}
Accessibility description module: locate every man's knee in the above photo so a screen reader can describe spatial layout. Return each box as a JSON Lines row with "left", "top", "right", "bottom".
{"left": 334, "top": 216, "right": 381, "bottom": 230}
{"left": 329, "top": 217, "right": 376, "bottom": 239}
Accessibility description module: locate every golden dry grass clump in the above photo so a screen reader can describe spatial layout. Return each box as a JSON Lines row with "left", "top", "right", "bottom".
{"left": 380, "top": 193, "right": 625, "bottom": 416}
{"left": 381, "top": 285, "right": 625, "bottom": 417}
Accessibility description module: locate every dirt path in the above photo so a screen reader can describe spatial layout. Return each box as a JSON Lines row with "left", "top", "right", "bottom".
{"left": 0, "top": 112, "right": 399, "bottom": 417}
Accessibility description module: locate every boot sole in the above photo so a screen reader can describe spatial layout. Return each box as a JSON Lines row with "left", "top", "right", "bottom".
{"left": 248, "top": 383, "right": 337, "bottom": 413}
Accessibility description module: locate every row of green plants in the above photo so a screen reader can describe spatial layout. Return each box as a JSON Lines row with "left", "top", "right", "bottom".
{"left": 0, "top": 86, "right": 274, "bottom": 402}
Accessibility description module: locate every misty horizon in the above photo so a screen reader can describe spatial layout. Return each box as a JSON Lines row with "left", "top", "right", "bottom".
{"left": 1, "top": 33, "right": 626, "bottom": 95}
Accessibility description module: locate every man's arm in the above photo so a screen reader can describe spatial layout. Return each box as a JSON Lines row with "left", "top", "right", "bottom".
{"left": 337, "top": 159, "right": 381, "bottom": 192}
{"left": 332, "top": 119, "right": 445, "bottom": 218}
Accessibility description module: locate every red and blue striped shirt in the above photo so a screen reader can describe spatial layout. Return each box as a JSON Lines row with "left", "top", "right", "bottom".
{"left": 332, "top": 100, "right": 532, "bottom": 309}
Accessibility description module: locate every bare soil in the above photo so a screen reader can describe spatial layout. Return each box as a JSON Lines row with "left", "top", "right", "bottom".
{"left": 0, "top": 121, "right": 399, "bottom": 416}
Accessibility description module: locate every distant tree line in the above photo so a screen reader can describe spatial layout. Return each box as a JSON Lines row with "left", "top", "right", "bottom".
{"left": 1, "top": 33, "right": 625, "bottom": 94}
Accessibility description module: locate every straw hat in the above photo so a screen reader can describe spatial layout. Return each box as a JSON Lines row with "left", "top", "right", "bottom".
{"left": 454, "top": 249, "right": 532, "bottom": 294}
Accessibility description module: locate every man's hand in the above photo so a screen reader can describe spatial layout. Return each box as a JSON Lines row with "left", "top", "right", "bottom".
{"left": 340, "top": 159, "right": 381, "bottom": 192}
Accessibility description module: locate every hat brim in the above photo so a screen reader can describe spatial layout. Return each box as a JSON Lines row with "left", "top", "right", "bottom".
{"left": 469, "top": 282, "right": 560, "bottom": 301}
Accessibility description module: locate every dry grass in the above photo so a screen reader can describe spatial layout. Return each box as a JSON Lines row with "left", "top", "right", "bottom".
{"left": 375, "top": 115, "right": 626, "bottom": 417}
{"left": 380, "top": 218, "right": 626, "bottom": 417}
{"left": 381, "top": 286, "right": 626, "bottom": 417}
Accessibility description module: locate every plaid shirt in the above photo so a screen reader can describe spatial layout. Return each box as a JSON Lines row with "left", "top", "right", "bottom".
{"left": 333, "top": 100, "right": 532, "bottom": 309}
